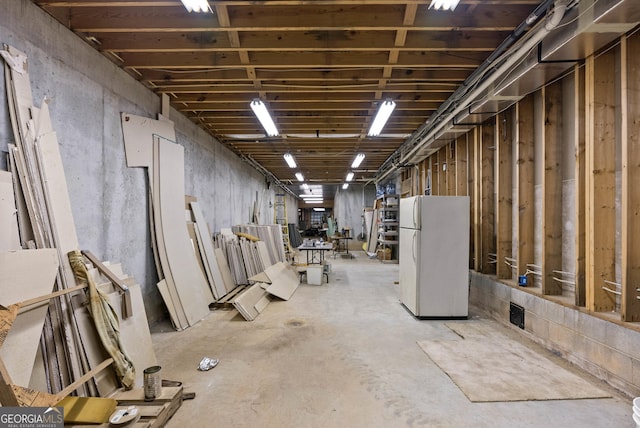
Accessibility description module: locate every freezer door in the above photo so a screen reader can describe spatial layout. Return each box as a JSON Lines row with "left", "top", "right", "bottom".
{"left": 399, "top": 196, "right": 421, "bottom": 230}
{"left": 399, "top": 227, "right": 419, "bottom": 315}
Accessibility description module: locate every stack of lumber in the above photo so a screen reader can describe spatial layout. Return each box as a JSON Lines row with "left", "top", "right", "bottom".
{"left": 233, "top": 224, "right": 286, "bottom": 265}
{"left": 0, "top": 44, "right": 160, "bottom": 412}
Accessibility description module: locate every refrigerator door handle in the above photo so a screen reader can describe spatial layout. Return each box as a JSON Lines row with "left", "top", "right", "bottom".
{"left": 412, "top": 198, "right": 418, "bottom": 229}
{"left": 412, "top": 231, "right": 417, "bottom": 263}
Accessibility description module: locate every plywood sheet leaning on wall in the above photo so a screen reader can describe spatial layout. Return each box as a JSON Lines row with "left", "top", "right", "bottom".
{"left": 190, "top": 201, "right": 227, "bottom": 300}
{"left": 214, "top": 248, "right": 236, "bottom": 293}
{"left": 154, "top": 136, "right": 211, "bottom": 325}
{"left": 0, "top": 249, "right": 58, "bottom": 388}
{"left": 121, "top": 113, "right": 210, "bottom": 329}
{"left": 0, "top": 171, "right": 21, "bottom": 251}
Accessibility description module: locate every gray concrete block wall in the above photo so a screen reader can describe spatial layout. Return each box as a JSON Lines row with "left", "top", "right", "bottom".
{"left": 0, "top": 0, "right": 276, "bottom": 324}
{"left": 470, "top": 271, "right": 640, "bottom": 397}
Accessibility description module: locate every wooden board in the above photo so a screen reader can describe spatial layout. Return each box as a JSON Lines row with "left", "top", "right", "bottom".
{"left": 35, "top": 130, "right": 80, "bottom": 287}
{"left": 155, "top": 137, "right": 210, "bottom": 326}
{"left": 190, "top": 202, "right": 227, "bottom": 299}
{"left": 120, "top": 113, "right": 175, "bottom": 170}
{"left": 0, "top": 171, "right": 20, "bottom": 251}
{"left": 264, "top": 262, "right": 300, "bottom": 301}
{"left": 214, "top": 248, "right": 236, "bottom": 293}
{"left": 187, "top": 222, "right": 218, "bottom": 303}
{"left": 232, "top": 283, "right": 270, "bottom": 321}
{"left": 256, "top": 241, "right": 272, "bottom": 270}
{"left": 516, "top": 96, "right": 536, "bottom": 279}
{"left": 495, "top": 110, "right": 513, "bottom": 280}
{"left": 156, "top": 280, "right": 182, "bottom": 331}
{"left": 542, "top": 83, "right": 564, "bottom": 295}
{"left": 417, "top": 322, "right": 610, "bottom": 402}
{"left": 0, "top": 249, "right": 58, "bottom": 387}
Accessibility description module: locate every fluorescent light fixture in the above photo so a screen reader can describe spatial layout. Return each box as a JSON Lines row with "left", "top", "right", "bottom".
{"left": 295, "top": 172, "right": 304, "bottom": 182}
{"left": 250, "top": 99, "right": 279, "bottom": 136}
{"left": 301, "top": 183, "right": 309, "bottom": 189}
{"left": 300, "top": 193, "right": 323, "bottom": 198}
{"left": 428, "top": 0, "right": 460, "bottom": 11}
{"left": 306, "top": 200, "right": 324, "bottom": 204}
{"left": 180, "top": 0, "right": 212, "bottom": 13}
{"left": 351, "top": 153, "right": 365, "bottom": 168}
{"left": 342, "top": 183, "right": 349, "bottom": 190}
{"left": 346, "top": 172, "right": 354, "bottom": 182}
{"left": 368, "top": 100, "right": 396, "bottom": 136}
{"left": 283, "top": 153, "right": 297, "bottom": 168}
{"left": 313, "top": 207, "right": 326, "bottom": 212}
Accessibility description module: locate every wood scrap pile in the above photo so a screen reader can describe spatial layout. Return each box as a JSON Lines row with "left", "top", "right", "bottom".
{"left": 0, "top": 45, "right": 158, "bottom": 406}
{"left": 231, "top": 261, "right": 301, "bottom": 321}
{"left": 209, "top": 226, "right": 301, "bottom": 321}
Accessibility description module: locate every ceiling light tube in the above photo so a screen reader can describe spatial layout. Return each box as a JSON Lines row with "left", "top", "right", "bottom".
{"left": 250, "top": 99, "right": 279, "bottom": 137}
{"left": 351, "top": 153, "right": 365, "bottom": 168}
{"left": 346, "top": 172, "right": 354, "bottom": 182}
{"left": 301, "top": 183, "right": 309, "bottom": 189}
{"left": 306, "top": 200, "right": 324, "bottom": 204}
{"left": 368, "top": 100, "right": 396, "bottom": 136}
{"left": 180, "top": 0, "right": 212, "bottom": 13}
{"left": 283, "top": 153, "right": 297, "bottom": 168}
{"left": 313, "top": 207, "right": 326, "bottom": 212}
{"left": 295, "top": 172, "right": 304, "bottom": 182}
{"left": 342, "top": 183, "right": 349, "bottom": 190}
{"left": 300, "top": 193, "right": 323, "bottom": 198}
{"left": 428, "top": 0, "right": 460, "bottom": 11}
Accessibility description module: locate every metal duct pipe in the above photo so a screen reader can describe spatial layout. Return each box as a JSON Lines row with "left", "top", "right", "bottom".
{"left": 376, "top": 0, "right": 573, "bottom": 184}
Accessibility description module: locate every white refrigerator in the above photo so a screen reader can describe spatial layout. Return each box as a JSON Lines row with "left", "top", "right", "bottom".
{"left": 399, "top": 195, "right": 470, "bottom": 318}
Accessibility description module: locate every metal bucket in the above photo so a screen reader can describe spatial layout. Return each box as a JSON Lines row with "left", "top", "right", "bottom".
{"left": 143, "top": 365, "right": 162, "bottom": 401}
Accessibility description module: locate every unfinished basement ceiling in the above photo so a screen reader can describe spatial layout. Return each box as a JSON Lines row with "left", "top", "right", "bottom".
{"left": 33, "top": 0, "right": 541, "bottom": 186}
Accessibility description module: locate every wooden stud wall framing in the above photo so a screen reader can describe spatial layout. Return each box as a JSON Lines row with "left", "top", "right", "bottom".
{"left": 446, "top": 142, "right": 456, "bottom": 196}
{"left": 542, "top": 82, "right": 564, "bottom": 295}
{"left": 516, "top": 95, "right": 535, "bottom": 280}
{"left": 480, "top": 121, "right": 496, "bottom": 274}
{"left": 432, "top": 152, "right": 440, "bottom": 196}
{"left": 468, "top": 131, "right": 475, "bottom": 269}
{"left": 496, "top": 109, "right": 513, "bottom": 280}
{"left": 455, "top": 134, "right": 468, "bottom": 197}
{"left": 621, "top": 33, "right": 640, "bottom": 321}
{"left": 586, "top": 48, "right": 617, "bottom": 312}
{"left": 574, "top": 64, "right": 587, "bottom": 307}
{"left": 472, "top": 127, "right": 481, "bottom": 271}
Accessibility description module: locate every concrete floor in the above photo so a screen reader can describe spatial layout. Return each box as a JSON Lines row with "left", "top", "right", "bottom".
{"left": 152, "top": 253, "right": 632, "bottom": 428}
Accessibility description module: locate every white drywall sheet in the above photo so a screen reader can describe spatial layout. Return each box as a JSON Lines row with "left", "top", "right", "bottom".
{"left": 0, "top": 171, "right": 20, "bottom": 251}
{"left": 155, "top": 137, "right": 210, "bottom": 327}
{"left": 264, "top": 262, "right": 300, "bottom": 300}
{"left": 0, "top": 249, "right": 58, "bottom": 387}
{"left": 190, "top": 202, "right": 227, "bottom": 299}
{"left": 214, "top": 248, "right": 236, "bottom": 293}
{"left": 152, "top": 136, "right": 188, "bottom": 330}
